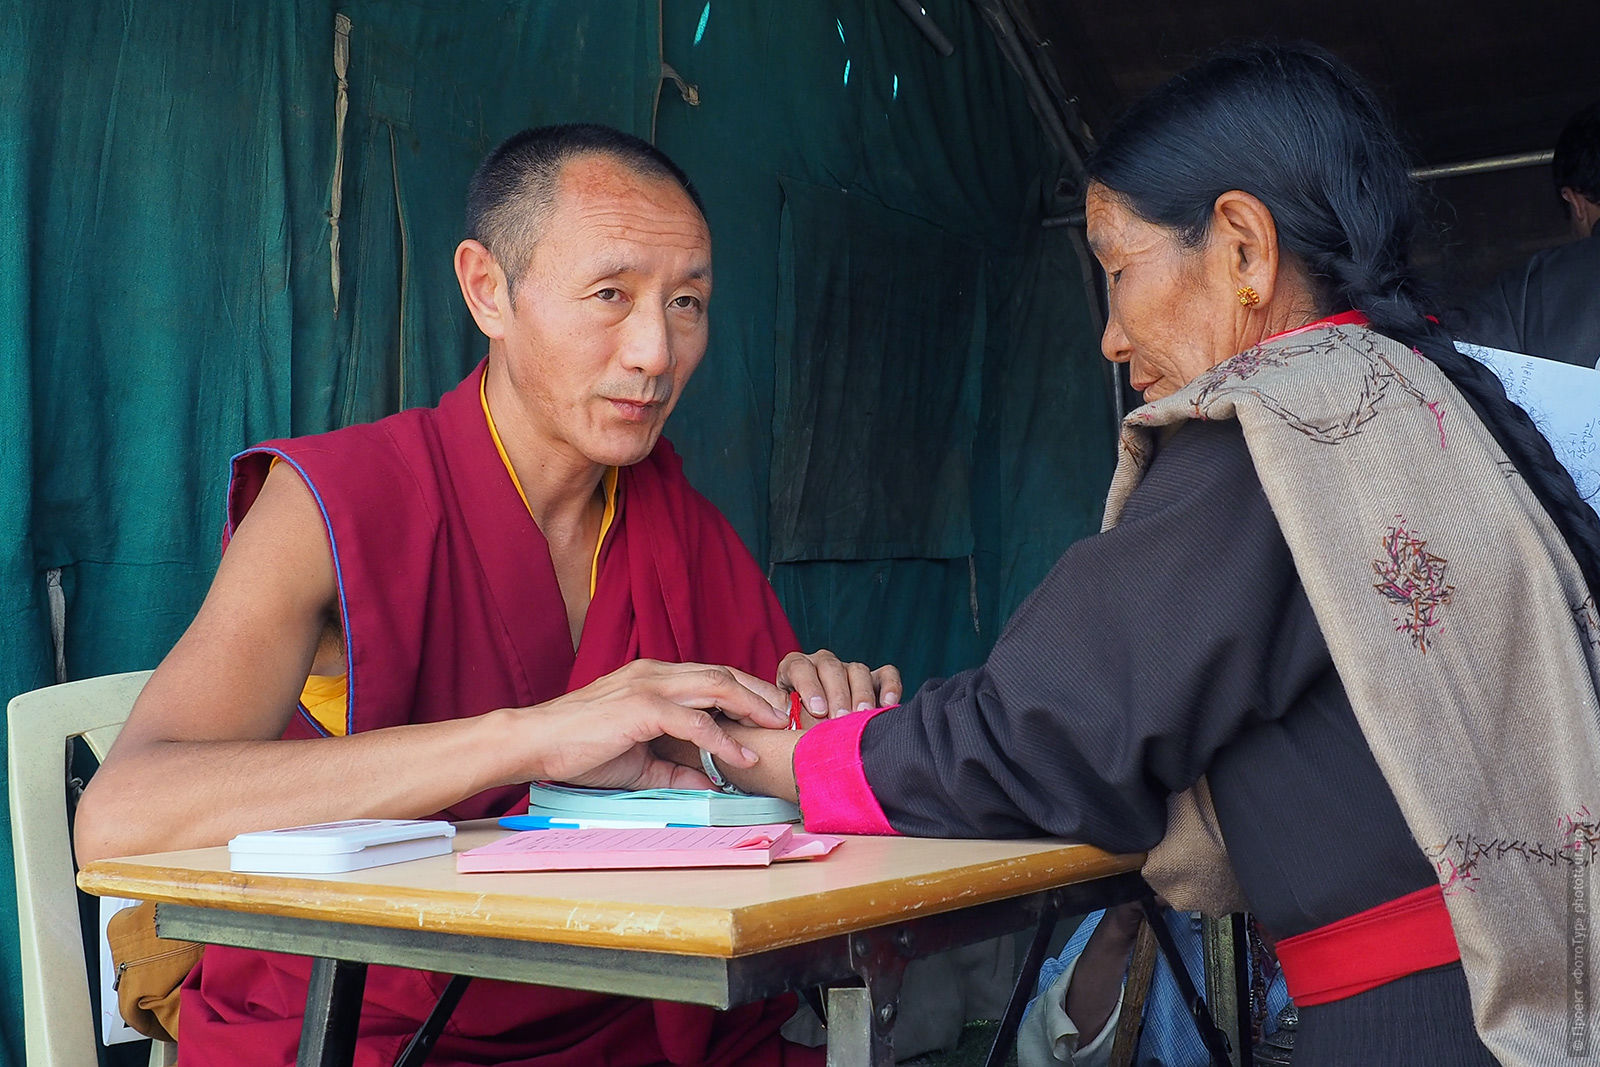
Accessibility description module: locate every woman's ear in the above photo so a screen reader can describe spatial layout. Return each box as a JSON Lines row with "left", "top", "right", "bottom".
{"left": 1210, "top": 190, "right": 1281, "bottom": 303}
{"left": 454, "top": 239, "right": 512, "bottom": 340}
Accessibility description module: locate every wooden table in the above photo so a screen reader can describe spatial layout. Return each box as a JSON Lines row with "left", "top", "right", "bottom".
{"left": 78, "top": 823, "right": 1144, "bottom": 1067}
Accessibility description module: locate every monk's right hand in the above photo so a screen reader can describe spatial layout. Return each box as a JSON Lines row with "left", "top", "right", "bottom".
{"left": 507, "top": 659, "right": 790, "bottom": 790}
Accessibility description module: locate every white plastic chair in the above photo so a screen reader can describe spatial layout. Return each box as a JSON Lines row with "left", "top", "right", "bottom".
{"left": 8, "top": 669, "right": 177, "bottom": 1066}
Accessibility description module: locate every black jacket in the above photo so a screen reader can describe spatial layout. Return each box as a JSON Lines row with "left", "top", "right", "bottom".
{"left": 1456, "top": 231, "right": 1600, "bottom": 367}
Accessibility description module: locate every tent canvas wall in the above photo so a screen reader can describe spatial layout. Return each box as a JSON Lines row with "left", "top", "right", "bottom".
{"left": 0, "top": 3, "right": 1114, "bottom": 1059}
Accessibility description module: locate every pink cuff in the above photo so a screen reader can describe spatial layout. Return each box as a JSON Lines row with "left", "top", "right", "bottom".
{"left": 793, "top": 707, "right": 898, "bottom": 835}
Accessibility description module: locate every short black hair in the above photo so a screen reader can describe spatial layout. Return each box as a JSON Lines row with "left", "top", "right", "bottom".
{"left": 1553, "top": 100, "right": 1600, "bottom": 204}
{"left": 464, "top": 123, "right": 704, "bottom": 288}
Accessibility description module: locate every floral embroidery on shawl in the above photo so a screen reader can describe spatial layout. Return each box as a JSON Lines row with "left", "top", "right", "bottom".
{"left": 1121, "top": 431, "right": 1150, "bottom": 472}
{"left": 1187, "top": 327, "right": 1433, "bottom": 445}
{"left": 1577, "top": 596, "right": 1600, "bottom": 651}
{"left": 1424, "top": 821, "right": 1600, "bottom": 899}
{"left": 1372, "top": 518, "right": 1454, "bottom": 653}
{"left": 1558, "top": 805, "right": 1600, "bottom": 860}
{"left": 1425, "top": 400, "right": 1448, "bottom": 449}
{"left": 1426, "top": 841, "right": 1483, "bottom": 896}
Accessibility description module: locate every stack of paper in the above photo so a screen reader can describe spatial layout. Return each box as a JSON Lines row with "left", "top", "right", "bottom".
{"left": 457, "top": 823, "right": 842, "bottom": 873}
{"left": 1458, "top": 342, "right": 1600, "bottom": 506}
{"left": 527, "top": 782, "right": 801, "bottom": 826}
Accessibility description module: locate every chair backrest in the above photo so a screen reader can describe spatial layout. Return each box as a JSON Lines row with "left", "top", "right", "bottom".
{"left": 7, "top": 670, "right": 159, "bottom": 1066}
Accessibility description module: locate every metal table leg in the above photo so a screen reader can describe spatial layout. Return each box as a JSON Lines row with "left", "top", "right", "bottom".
{"left": 1230, "top": 913, "right": 1253, "bottom": 1065}
{"left": 825, "top": 930, "right": 910, "bottom": 1067}
{"left": 983, "top": 889, "right": 1064, "bottom": 1067}
{"left": 394, "top": 974, "right": 473, "bottom": 1067}
{"left": 297, "top": 957, "right": 368, "bottom": 1067}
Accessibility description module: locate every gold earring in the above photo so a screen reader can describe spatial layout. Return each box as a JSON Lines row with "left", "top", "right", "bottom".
{"left": 1236, "top": 285, "right": 1260, "bottom": 308}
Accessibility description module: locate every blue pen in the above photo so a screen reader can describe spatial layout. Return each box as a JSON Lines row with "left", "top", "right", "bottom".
{"left": 498, "top": 815, "right": 701, "bottom": 831}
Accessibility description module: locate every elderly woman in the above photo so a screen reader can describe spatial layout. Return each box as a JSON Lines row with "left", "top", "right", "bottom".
{"left": 740, "top": 44, "right": 1600, "bottom": 1066}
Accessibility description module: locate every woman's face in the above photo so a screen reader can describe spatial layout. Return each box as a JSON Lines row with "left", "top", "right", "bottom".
{"left": 1085, "top": 184, "right": 1246, "bottom": 403}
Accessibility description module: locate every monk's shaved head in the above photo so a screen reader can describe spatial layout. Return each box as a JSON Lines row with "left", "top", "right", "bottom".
{"left": 465, "top": 124, "right": 704, "bottom": 290}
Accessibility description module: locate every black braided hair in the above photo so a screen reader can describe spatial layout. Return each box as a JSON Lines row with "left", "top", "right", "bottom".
{"left": 1084, "top": 42, "right": 1600, "bottom": 601}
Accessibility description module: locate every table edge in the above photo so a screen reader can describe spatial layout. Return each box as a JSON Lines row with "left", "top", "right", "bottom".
{"left": 78, "top": 843, "right": 1144, "bottom": 957}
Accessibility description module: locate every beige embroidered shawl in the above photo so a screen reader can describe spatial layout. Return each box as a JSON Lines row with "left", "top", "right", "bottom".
{"left": 1105, "top": 323, "right": 1600, "bottom": 1065}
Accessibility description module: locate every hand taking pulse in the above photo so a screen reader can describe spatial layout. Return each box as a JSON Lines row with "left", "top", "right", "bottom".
{"left": 779, "top": 649, "right": 902, "bottom": 722}
{"left": 533, "top": 660, "right": 791, "bottom": 790}
{"left": 643, "top": 652, "right": 899, "bottom": 794}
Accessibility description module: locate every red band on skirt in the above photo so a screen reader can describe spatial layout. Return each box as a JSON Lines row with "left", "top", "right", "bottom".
{"left": 1276, "top": 884, "right": 1460, "bottom": 1006}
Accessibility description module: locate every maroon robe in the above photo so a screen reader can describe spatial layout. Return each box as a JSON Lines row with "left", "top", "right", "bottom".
{"left": 178, "top": 361, "right": 815, "bottom": 1067}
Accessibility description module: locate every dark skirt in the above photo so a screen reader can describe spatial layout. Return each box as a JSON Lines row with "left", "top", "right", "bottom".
{"left": 1290, "top": 963, "right": 1497, "bottom": 1066}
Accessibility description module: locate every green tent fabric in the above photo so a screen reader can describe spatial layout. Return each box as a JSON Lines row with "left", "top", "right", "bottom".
{"left": 0, "top": 10, "right": 52, "bottom": 1062}
{"left": 771, "top": 175, "right": 985, "bottom": 563}
{"left": 654, "top": 0, "right": 1115, "bottom": 685}
{"left": 0, "top": 2, "right": 1115, "bottom": 1060}
{"left": 1, "top": 4, "right": 660, "bottom": 1060}
{"left": 317, "top": 2, "right": 665, "bottom": 426}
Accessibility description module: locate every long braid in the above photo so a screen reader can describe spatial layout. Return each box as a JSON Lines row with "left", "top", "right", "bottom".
{"left": 1415, "top": 331, "right": 1600, "bottom": 603}
{"left": 1316, "top": 248, "right": 1600, "bottom": 601}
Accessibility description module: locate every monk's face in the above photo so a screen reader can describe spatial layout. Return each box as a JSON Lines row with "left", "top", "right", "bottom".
{"left": 497, "top": 155, "right": 712, "bottom": 468}
{"left": 1086, "top": 183, "right": 1243, "bottom": 403}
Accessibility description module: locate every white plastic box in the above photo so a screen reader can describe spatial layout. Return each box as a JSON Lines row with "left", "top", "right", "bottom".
{"left": 227, "top": 818, "right": 455, "bottom": 874}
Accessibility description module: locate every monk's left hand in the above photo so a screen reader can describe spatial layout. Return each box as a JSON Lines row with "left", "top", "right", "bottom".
{"left": 778, "top": 649, "right": 902, "bottom": 723}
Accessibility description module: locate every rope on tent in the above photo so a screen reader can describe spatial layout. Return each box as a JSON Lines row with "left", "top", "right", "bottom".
{"left": 46, "top": 568, "right": 65, "bottom": 684}
{"left": 330, "top": 12, "right": 351, "bottom": 317}
{"left": 660, "top": 62, "right": 700, "bottom": 107}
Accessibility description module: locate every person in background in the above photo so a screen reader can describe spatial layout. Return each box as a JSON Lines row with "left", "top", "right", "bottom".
{"left": 1456, "top": 99, "right": 1600, "bottom": 367}
{"left": 74, "top": 123, "right": 894, "bottom": 1067}
{"left": 704, "top": 44, "right": 1600, "bottom": 1067}
{"left": 1017, "top": 903, "right": 1289, "bottom": 1067}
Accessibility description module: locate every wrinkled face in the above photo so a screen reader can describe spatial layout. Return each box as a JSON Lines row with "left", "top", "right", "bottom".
{"left": 499, "top": 155, "right": 712, "bottom": 468}
{"left": 1086, "top": 183, "right": 1241, "bottom": 402}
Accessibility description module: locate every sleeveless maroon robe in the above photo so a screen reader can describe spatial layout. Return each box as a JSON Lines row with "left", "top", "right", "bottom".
{"left": 177, "top": 361, "right": 816, "bottom": 1067}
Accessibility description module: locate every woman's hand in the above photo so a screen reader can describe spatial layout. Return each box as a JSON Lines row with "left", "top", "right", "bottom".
{"left": 778, "top": 649, "right": 902, "bottom": 723}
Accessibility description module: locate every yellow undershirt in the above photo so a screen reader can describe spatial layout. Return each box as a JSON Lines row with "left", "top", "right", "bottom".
{"left": 296, "top": 379, "right": 618, "bottom": 736}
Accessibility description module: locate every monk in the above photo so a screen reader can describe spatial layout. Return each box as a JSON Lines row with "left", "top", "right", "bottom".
{"left": 73, "top": 123, "right": 898, "bottom": 1066}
